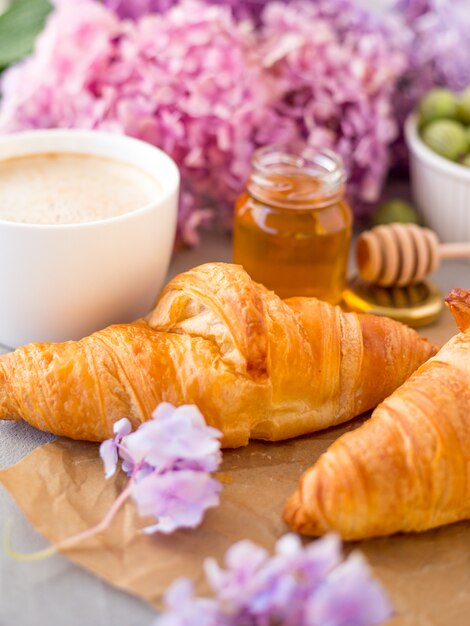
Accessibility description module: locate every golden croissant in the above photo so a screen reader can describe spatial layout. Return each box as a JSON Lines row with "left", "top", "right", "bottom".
{"left": 284, "top": 288, "right": 470, "bottom": 540}
{"left": 0, "top": 263, "right": 436, "bottom": 446}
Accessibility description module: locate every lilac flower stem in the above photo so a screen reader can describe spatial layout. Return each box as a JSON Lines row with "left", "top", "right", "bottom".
{"left": 5, "top": 483, "right": 133, "bottom": 562}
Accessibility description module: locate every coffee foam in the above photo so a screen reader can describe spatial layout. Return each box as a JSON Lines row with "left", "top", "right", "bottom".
{"left": 0, "top": 153, "right": 161, "bottom": 224}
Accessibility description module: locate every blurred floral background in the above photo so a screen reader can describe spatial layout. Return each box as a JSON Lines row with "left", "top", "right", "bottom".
{"left": 0, "top": 0, "right": 468, "bottom": 244}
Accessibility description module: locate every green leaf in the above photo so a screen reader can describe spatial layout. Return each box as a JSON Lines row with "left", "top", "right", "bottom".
{"left": 0, "top": 0, "right": 53, "bottom": 70}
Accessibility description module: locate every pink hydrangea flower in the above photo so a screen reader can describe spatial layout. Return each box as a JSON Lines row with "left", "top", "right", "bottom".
{"left": 99, "top": 403, "right": 223, "bottom": 534}
{"left": 105, "top": 0, "right": 278, "bottom": 23}
{"left": 0, "top": 1, "right": 121, "bottom": 131}
{"left": 259, "top": 0, "right": 407, "bottom": 217}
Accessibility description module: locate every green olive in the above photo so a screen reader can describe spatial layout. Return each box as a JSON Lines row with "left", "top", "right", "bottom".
{"left": 458, "top": 86, "right": 470, "bottom": 124}
{"left": 372, "top": 200, "right": 420, "bottom": 226}
{"left": 461, "top": 154, "right": 470, "bottom": 168}
{"left": 421, "top": 119, "right": 468, "bottom": 161}
{"left": 419, "top": 88, "right": 458, "bottom": 125}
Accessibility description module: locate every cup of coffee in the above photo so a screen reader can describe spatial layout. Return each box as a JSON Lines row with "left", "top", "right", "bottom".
{"left": 0, "top": 129, "right": 179, "bottom": 348}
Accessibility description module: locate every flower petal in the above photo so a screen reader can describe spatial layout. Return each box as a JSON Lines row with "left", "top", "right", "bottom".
{"left": 113, "top": 417, "right": 132, "bottom": 439}
{"left": 99, "top": 439, "right": 118, "bottom": 479}
{"left": 151, "top": 402, "right": 177, "bottom": 421}
{"left": 125, "top": 404, "right": 222, "bottom": 473}
{"left": 306, "top": 551, "right": 394, "bottom": 626}
{"left": 132, "top": 470, "right": 222, "bottom": 532}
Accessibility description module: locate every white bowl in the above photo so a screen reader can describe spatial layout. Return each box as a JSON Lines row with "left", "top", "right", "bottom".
{"left": 0, "top": 130, "right": 179, "bottom": 349}
{"left": 405, "top": 113, "right": 470, "bottom": 243}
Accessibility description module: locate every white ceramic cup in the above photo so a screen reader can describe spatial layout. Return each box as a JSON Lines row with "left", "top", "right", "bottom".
{"left": 0, "top": 129, "right": 180, "bottom": 349}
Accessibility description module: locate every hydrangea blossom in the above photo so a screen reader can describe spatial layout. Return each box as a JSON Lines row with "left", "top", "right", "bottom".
{"left": 259, "top": 0, "right": 407, "bottom": 216}
{"left": 396, "top": 0, "right": 470, "bottom": 93}
{"left": 391, "top": 0, "right": 470, "bottom": 166}
{"left": 99, "top": 402, "right": 223, "bottom": 533}
{"left": 105, "top": 0, "right": 287, "bottom": 23}
{"left": 155, "top": 533, "right": 393, "bottom": 626}
{"left": 105, "top": 0, "right": 175, "bottom": 20}
{"left": 99, "top": 417, "right": 133, "bottom": 479}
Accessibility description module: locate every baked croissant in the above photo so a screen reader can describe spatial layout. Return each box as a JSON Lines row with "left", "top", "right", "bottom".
{"left": 284, "top": 288, "right": 470, "bottom": 540}
{"left": 0, "top": 263, "right": 436, "bottom": 446}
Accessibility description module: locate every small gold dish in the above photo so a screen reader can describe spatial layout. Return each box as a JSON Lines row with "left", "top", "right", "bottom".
{"left": 342, "top": 277, "right": 443, "bottom": 328}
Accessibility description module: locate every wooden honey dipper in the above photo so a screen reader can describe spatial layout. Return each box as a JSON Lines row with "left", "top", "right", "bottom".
{"left": 356, "top": 223, "right": 470, "bottom": 287}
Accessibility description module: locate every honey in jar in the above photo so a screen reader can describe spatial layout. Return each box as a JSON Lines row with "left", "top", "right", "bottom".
{"left": 233, "top": 145, "right": 352, "bottom": 303}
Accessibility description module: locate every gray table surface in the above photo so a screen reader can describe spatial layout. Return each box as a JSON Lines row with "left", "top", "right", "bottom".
{"left": 0, "top": 232, "right": 469, "bottom": 626}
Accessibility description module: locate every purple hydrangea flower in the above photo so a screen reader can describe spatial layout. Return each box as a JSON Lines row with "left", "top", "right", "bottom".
{"left": 123, "top": 403, "right": 222, "bottom": 473}
{"left": 99, "top": 403, "right": 223, "bottom": 534}
{"left": 396, "top": 0, "right": 470, "bottom": 92}
{"left": 162, "top": 578, "right": 222, "bottom": 626}
{"left": 133, "top": 470, "right": 222, "bottom": 534}
{"left": 99, "top": 417, "right": 132, "bottom": 478}
{"left": 155, "top": 533, "right": 393, "bottom": 626}
{"left": 306, "top": 552, "right": 393, "bottom": 626}
{"left": 391, "top": 0, "right": 470, "bottom": 167}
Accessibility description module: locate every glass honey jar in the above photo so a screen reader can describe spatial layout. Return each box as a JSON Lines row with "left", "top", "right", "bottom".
{"left": 233, "top": 144, "right": 352, "bottom": 303}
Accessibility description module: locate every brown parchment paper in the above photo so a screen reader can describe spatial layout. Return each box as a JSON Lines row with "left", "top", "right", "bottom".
{"left": 1, "top": 307, "right": 469, "bottom": 625}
